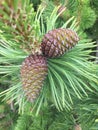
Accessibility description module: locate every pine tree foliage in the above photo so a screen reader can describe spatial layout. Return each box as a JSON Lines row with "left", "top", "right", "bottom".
{"left": 0, "top": 0, "right": 98, "bottom": 129}
{"left": 15, "top": 106, "right": 75, "bottom": 130}
{"left": 76, "top": 6, "right": 96, "bottom": 30}
{"left": 0, "top": 94, "right": 18, "bottom": 130}
{"left": 41, "top": 0, "right": 55, "bottom": 18}
{"left": 0, "top": 0, "right": 43, "bottom": 54}
{"left": 67, "top": 0, "right": 96, "bottom": 30}
{"left": 14, "top": 96, "right": 98, "bottom": 130}
{"left": 42, "top": 0, "right": 97, "bottom": 31}
{"left": 0, "top": 2, "right": 98, "bottom": 115}
{"left": 90, "top": 0, "right": 98, "bottom": 11}
{"left": 15, "top": 115, "right": 33, "bottom": 130}
{"left": 47, "top": 39, "right": 98, "bottom": 111}
{"left": 74, "top": 93, "right": 98, "bottom": 130}
{"left": 66, "top": 0, "right": 79, "bottom": 12}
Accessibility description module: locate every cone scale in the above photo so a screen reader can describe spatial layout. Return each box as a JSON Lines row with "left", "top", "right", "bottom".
{"left": 41, "top": 28, "right": 79, "bottom": 58}
{"left": 20, "top": 54, "right": 48, "bottom": 102}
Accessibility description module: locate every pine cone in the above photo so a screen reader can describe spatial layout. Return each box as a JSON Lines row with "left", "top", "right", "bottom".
{"left": 41, "top": 28, "right": 79, "bottom": 58}
{"left": 20, "top": 54, "right": 48, "bottom": 102}
{"left": 0, "top": 0, "right": 41, "bottom": 54}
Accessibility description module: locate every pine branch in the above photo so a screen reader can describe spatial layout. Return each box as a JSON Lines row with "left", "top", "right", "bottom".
{"left": 0, "top": 0, "right": 42, "bottom": 54}
{"left": 15, "top": 115, "right": 32, "bottom": 130}
{"left": 0, "top": 0, "right": 98, "bottom": 118}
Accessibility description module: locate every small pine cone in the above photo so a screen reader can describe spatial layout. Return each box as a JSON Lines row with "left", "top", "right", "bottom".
{"left": 41, "top": 28, "right": 79, "bottom": 58}
{"left": 20, "top": 54, "right": 48, "bottom": 102}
